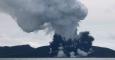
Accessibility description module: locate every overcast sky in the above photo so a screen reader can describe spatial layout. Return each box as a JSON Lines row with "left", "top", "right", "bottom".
{"left": 0, "top": 0, "right": 115, "bottom": 50}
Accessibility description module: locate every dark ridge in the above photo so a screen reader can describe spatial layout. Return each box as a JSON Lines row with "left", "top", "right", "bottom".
{"left": 0, "top": 45, "right": 34, "bottom": 58}
{"left": 0, "top": 45, "right": 115, "bottom": 58}
{"left": 88, "top": 46, "right": 115, "bottom": 58}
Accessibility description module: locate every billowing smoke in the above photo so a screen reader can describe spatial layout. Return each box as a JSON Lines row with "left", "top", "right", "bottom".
{"left": 0, "top": 0, "right": 88, "bottom": 40}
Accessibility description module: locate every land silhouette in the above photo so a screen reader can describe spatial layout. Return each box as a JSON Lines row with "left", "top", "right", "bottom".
{"left": 0, "top": 33, "right": 115, "bottom": 58}
{"left": 0, "top": 45, "right": 115, "bottom": 58}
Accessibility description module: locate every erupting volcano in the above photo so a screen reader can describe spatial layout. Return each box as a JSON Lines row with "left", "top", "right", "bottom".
{"left": 0, "top": 0, "right": 115, "bottom": 58}
{"left": 0, "top": 0, "right": 91, "bottom": 57}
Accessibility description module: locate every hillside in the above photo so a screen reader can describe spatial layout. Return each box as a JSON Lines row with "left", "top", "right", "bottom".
{"left": 0, "top": 45, "right": 115, "bottom": 58}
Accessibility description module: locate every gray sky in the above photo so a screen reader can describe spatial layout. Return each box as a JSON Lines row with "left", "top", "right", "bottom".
{"left": 0, "top": 0, "right": 115, "bottom": 50}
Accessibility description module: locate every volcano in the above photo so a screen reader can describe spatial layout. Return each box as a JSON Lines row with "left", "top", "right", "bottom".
{"left": 0, "top": 34, "right": 115, "bottom": 58}
{"left": 0, "top": 45, "right": 115, "bottom": 58}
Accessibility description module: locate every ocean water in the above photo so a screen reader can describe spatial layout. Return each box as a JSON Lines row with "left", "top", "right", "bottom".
{"left": 0, "top": 58, "right": 115, "bottom": 60}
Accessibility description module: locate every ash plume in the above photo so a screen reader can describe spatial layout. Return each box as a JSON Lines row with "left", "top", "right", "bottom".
{"left": 0, "top": 0, "right": 88, "bottom": 40}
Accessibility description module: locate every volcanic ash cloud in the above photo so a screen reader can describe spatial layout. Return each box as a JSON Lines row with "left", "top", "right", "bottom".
{"left": 0, "top": 0, "right": 88, "bottom": 40}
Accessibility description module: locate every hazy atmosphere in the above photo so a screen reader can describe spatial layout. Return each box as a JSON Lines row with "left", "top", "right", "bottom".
{"left": 0, "top": 0, "right": 115, "bottom": 50}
